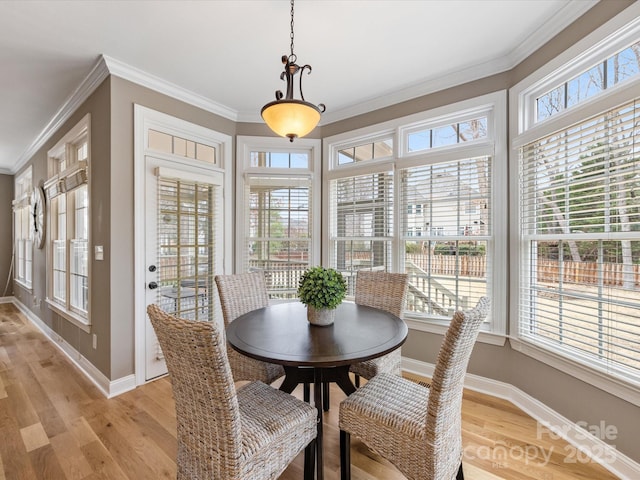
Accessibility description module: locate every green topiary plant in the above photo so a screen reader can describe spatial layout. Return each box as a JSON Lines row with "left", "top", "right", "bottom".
{"left": 298, "top": 266, "right": 347, "bottom": 310}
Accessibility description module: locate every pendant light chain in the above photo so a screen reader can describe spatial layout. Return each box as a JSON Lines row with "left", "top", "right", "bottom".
{"left": 289, "top": 0, "right": 295, "bottom": 60}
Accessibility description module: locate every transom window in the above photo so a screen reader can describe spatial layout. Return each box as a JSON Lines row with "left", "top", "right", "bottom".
{"left": 536, "top": 40, "right": 640, "bottom": 122}
{"left": 406, "top": 116, "right": 488, "bottom": 153}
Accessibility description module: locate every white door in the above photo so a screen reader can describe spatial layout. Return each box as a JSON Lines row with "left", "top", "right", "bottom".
{"left": 144, "top": 156, "right": 224, "bottom": 380}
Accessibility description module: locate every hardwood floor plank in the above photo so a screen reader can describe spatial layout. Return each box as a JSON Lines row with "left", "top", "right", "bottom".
{"left": 0, "top": 303, "right": 624, "bottom": 480}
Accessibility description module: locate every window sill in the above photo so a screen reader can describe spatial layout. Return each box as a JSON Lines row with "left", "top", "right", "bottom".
{"left": 46, "top": 298, "right": 91, "bottom": 333}
{"left": 510, "top": 337, "right": 640, "bottom": 407}
{"left": 404, "top": 317, "right": 506, "bottom": 346}
{"left": 14, "top": 280, "right": 33, "bottom": 292}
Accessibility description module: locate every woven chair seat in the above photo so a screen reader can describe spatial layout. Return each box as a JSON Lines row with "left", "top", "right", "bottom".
{"left": 339, "top": 297, "right": 490, "bottom": 480}
{"left": 237, "top": 381, "right": 317, "bottom": 475}
{"left": 340, "top": 373, "right": 428, "bottom": 443}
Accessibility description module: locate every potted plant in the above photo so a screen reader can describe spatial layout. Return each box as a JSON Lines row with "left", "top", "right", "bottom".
{"left": 298, "top": 266, "right": 347, "bottom": 326}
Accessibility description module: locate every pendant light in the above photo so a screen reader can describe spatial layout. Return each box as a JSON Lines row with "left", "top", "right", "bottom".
{"left": 261, "top": 0, "right": 325, "bottom": 142}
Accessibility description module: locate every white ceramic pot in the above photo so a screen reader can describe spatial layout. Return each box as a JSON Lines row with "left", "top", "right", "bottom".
{"left": 307, "top": 306, "right": 335, "bottom": 326}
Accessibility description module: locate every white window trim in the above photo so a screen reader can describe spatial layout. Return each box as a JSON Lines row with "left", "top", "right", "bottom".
{"left": 235, "top": 135, "right": 322, "bottom": 274}
{"left": 323, "top": 91, "right": 508, "bottom": 343}
{"left": 133, "top": 105, "right": 233, "bottom": 386}
{"left": 509, "top": 3, "right": 640, "bottom": 405}
{"left": 45, "top": 114, "right": 91, "bottom": 330}
{"left": 13, "top": 167, "right": 33, "bottom": 290}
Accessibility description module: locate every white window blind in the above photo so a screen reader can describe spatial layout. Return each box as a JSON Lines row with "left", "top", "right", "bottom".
{"left": 329, "top": 171, "right": 393, "bottom": 295}
{"left": 519, "top": 97, "right": 640, "bottom": 383}
{"left": 13, "top": 169, "right": 33, "bottom": 288}
{"left": 244, "top": 175, "right": 312, "bottom": 299}
{"left": 156, "top": 177, "right": 220, "bottom": 322}
{"left": 400, "top": 156, "right": 492, "bottom": 318}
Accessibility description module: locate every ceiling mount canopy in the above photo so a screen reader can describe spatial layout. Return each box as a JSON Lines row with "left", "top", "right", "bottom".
{"left": 261, "top": 0, "right": 325, "bottom": 142}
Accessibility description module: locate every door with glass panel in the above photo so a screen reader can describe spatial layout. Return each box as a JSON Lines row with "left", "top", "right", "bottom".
{"left": 144, "top": 157, "right": 223, "bottom": 380}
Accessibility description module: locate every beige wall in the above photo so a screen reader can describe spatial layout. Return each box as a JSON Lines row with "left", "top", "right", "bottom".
{"left": 108, "top": 76, "right": 237, "bottom": 379}
{"left": 6, "top": 0, "right": 638, "bottom": 466}
{"left": 0, "top": 174, "right": 13, "bottom": 297}
{"left": 12, "top": 78, "right": 111, "bottom": 375}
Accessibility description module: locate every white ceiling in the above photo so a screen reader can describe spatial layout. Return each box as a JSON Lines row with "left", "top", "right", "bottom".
{"left": 0, "top": 0, "right": 597, "bottom": 174}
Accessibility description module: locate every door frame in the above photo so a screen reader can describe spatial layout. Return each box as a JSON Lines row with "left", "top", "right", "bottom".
{"left": 133, "top": 105, "right": 233, "bottom": 386}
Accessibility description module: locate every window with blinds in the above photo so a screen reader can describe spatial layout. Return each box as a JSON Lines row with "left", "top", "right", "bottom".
{"left": 13, "top": 168, "right": 32, "bottom": 288}
{"left": 156, "top": 177, "right": 218, "bottom": 322}
{"left": 401, "top": 157, "right": 491, "bottom": 317}
{"left": 244, "top": 176, "right": 312, "bottom": 299}
{"left": 329, "top": 171, "right": 393, "bottom": 296}
{"left": 519, "top": 97, "right": 640, "bottom": 383}
{"left": 46, "top": 114, "right": 90, "bottom": 324}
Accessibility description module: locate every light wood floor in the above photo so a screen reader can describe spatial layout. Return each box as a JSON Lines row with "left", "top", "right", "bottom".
{"left": 0, "top": 302, "right": 620, "bottom": 480}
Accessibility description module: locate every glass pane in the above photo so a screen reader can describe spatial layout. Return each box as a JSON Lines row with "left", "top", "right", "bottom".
{"left": 373, "top": 139, "right": 393, "bottom": 158}
{"left": 186, "top": 140, "right": 196, "bottom": 159}
{"left": 459, "top": 117, "right": 488, "bottom": 141}
{"left": 196, "top": 144, "right": 216, "bottom": 163}
{"left": 567, "top": 64, "right": 604, "bottom": 108}
{"left": 432, "top": 124, "right": 457, "bottom": 148}
{"left": 408, "top": 130, "right": 431, "bottom": 152}
{"left": 148, "top": 129, "right": 172, "bottom": 153}
{"left": 338, "top": 148, "right": 354, "bottom": 165}
{"left": 607, "top": 42, "right": 640, "bottom": 88}
{"left": 537, "top": 86, "right": 564, "bottom": 122}
{"left": 290, "top": 153, "right": 309, "bottom": 168}
{"left": 70, "top": 239, "right": 88, "bottom": 312}
{"left": 174, "top": 137, "right": 187, "bottom": 156}
{"left": 354, "top": 144, "right": 373, "bottom": 162}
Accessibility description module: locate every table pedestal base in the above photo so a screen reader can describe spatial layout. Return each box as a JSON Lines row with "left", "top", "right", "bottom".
{"left": 279, "top": 365, "right": 356, "bottom": 480}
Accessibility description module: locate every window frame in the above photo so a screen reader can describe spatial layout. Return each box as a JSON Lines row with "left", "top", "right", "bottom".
{"left": 13, "top": 167, "right": 33, "bottom": 290}
{"left": 323, "top": 91, "right": 508, "bottom": 344}
{"left": 45, "top": 114, "right": 91, "bottom": 330}
{"left": 236, "top": 136, "right": 322, "bottom": 298}
{"left": 510, "top": 2, "right": 640, "bottom": 405}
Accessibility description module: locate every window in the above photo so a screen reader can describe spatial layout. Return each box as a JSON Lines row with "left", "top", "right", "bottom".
{"left": 45, "top": 115, "right": 90, "bottom": 326}
{"left": 325, "top": 92, "right": 507, "bottom": 339}
{"left": 513, "top": 9, "right": 640, "bottom": 397}
{"left": 519, "top": 97, "right": 640, "bottom": 386}
{"left": 236, "top": 136, "right": 321, "bottom": 299}
{"left": 13, "top": 167, "right": 32, "bottom": 289}
{"left": 536, "top": 40, "right": 640, "bottom": 122}
{"left": 329, "top": 170, "right": 394, "bottom": 295}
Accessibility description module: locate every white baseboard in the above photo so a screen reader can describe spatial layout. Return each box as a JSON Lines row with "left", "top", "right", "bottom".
{"left": 12, "top": 299, "right": 136, "bottom": 399}
{"left": 0, "top": 296, "right": 14, "bottom": 304}
{"left": 402, "top": 357, "right": 639, "bottom": 480}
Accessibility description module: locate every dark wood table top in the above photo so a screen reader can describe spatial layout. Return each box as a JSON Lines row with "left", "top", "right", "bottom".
{"left": 226, "top": 301, "right": 408, "bottom": 368}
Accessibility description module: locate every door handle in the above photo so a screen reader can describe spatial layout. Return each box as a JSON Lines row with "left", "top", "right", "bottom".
{"left": 148, "top": 281, "right": 158, "bottom": 290}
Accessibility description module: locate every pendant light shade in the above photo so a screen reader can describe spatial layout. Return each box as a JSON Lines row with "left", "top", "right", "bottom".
{"left": 261, "top": 0, "right": 325, "bottom": 142}
{"left": 261, "top": 99, "right": 322, "bottom": 140}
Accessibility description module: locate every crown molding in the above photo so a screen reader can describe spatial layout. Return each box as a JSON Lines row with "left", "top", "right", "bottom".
{"left": 12, "top": 57, "right": 110, "bottom": 175}
{"left": 238, "top": 0, "right": 598, "bottom": 126}
{"left": 102, "top": 55, "right": 238, "bottom": 122}
{"left": 506, "top": 0, "right": 599, "bottom": 66}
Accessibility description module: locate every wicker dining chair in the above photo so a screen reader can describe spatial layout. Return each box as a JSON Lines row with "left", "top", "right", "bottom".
{"left": 147, "top": 304, "right": 317, "bottom": 480}
{"left": 350, "top": 270, "right": 409, "bottom": 382}
{"left": 339, "top": 297, "right": 490, "bottom": 480}
{"left": 215, "top": 272, "right": 285, "bottom": 384}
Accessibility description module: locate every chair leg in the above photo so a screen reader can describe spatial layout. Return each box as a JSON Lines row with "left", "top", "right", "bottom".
{"left": 323, "top": 382, "right": 330, "bottom": 411}
{"left": 303, "top": 383, "right": 310, "bottom": 403}
{"left": 354, "top": 374, "right": 360, "bottom": 388}
{"left": 340, "top": 430, "right": 351, "bottom": 480}
{"left": 456, "top": 462, "right": 464, "bottom": 480}
{"left": 304, "top": 439, "right": 316, "bottom": 480}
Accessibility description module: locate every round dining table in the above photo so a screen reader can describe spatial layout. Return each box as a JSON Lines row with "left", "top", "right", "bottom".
{"left": 226, "top": 301, "right": 408, "bottom": 480}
